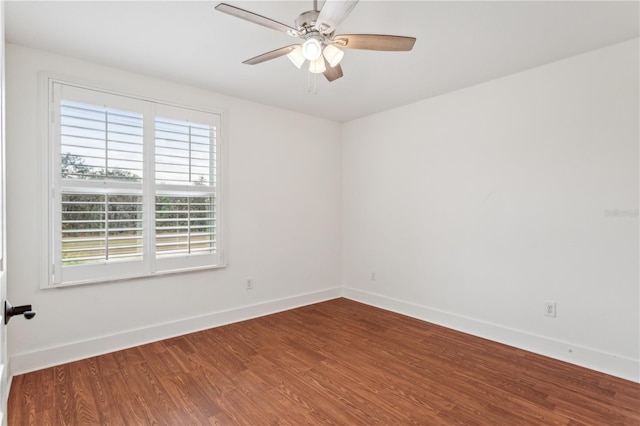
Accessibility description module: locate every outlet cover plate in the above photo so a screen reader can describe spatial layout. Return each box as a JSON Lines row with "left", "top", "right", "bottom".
{"left": 544, "top": 300, "right": 556, "bottom": 318}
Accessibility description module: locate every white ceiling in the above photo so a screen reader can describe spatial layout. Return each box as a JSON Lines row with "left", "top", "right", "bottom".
{"left": 5, "top": 1, "right": 639, "bottom": 122}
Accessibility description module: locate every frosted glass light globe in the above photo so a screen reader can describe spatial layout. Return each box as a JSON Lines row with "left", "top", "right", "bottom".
{"left": 309, "top": 57, "right": 326, "bottom": 74}
{"left": 323, "top": 45, "right": 344, "bottom": 67}
{"left": 302, "top": 37, "right": 323, "bottom": 61}
{"left": 287, "top": 45, "right": 305, "bottom": 68}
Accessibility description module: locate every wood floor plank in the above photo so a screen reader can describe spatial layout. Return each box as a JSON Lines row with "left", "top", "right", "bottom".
{"left": 52, "top": 364, "right": 74, "bottom": 426}
{"left": 67, "top": 362, "right": 101, "bottom": 425}
{"left": 78, "top": 359, "right": 124, "bottom": 426}
{"left": 8, "top": 298, "right": 640, "bottom": 425}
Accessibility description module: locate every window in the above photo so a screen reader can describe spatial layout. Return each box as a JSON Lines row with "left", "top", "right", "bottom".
{"left": 44, "top": 80, "right": 225, "bottom": 286}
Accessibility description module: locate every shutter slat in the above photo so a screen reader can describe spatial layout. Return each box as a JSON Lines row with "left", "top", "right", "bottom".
{"left": 61, "top": 192, "right": 143, "bottom": 266}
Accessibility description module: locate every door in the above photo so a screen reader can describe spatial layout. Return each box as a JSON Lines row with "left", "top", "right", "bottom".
{"left": 0, "top": 2, "right": 8, "bottom": 424}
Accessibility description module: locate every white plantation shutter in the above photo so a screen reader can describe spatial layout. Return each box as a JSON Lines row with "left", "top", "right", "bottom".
{"left": 155, "top": 194, "right": 216, "bottom": 256}
{"left": 59, "top": 99, "right": 144, "bottom": 271}
{"left": 61, "top": 192, "right": 144, "bottom": 264}
{"left": 154, "top": 117, "right": 216, "bottom": 186}
{"left": 48, "top": 81, "right": 224, "bottom": 286}
{"left": 153, "top": 104, "right": 221, "bottom": 273}
{"left": 60, "top": 101, "right": 144, "bottom": 181}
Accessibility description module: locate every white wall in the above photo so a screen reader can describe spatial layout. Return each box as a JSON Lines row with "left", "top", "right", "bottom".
{"left": 5, "top": 44, "right": 342, "bottom": 374}
{"left": 342, "top": 39, "right": 639, "bottom": 381}
{"left": 5, "top": 39, "right": 639, "bottom": 383}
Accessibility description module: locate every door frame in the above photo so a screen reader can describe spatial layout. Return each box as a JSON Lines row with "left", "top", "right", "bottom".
{"left": 0, "top": 1, "right": 9, "bottom": 424}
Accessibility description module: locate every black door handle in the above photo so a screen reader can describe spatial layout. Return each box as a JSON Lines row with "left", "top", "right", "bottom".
{"left": 4, "top": 301, "right": 36, "bottom": 325}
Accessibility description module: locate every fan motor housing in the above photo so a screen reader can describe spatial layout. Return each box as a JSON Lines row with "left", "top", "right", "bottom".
{"left": 295, "top": 10, "right": 319, "bottom": 32}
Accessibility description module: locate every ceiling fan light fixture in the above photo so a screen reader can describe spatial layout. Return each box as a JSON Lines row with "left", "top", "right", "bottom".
{"left": 287, "top": 45, "right": 305, "bottom": 69}
{"left": 309, "top": 57, "right": 326, "bottom": 74}
{"left": 301, "top": 37, "right": 323, "bottom": 61}
{"left": 216, "top": 1, "right": 418, "bottom": 84}
{"left": 323, "top": 44, "right": 344, "bottom": 67}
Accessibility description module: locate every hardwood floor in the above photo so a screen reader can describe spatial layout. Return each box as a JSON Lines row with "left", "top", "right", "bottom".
{"left": 8, "top": 298, "right": 640, "bottom": 425}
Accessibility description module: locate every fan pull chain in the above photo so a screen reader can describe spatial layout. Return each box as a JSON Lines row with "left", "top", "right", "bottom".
{"left": 307, "top": 71, "right": 318, "bottom": 95}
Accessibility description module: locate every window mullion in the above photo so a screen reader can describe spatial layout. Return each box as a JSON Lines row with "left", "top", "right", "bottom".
{"left": 143, "top": 102, "right": 156, "bottom": 274}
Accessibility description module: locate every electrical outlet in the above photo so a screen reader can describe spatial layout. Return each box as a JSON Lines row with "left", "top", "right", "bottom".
{"left": 246, "top": 278, "right": 253, "bottom": 290}
{"left": 544, "top": 300, "right": 556, "bottom": 318}
{"left": 370, "top": 272, "right": 376, "bottom": 281}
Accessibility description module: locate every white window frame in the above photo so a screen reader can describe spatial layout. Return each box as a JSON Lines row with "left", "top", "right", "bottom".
{"left": 40, "top": 74, "right": 226, "bottom": 288}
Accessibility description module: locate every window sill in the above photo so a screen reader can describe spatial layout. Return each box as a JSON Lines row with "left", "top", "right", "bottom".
{"left": 42, "top": 262, "right": 228, "bottom": 289}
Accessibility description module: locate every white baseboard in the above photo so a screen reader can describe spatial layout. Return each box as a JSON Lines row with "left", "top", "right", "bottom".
{"left": 10, "top": 287, "right": 342, "bottom": 376}
{"left": 343, "top": 287, "right": 639, "bottom": 383}
{"left": 10, "top": 286, "right": 639, "bottom": 384}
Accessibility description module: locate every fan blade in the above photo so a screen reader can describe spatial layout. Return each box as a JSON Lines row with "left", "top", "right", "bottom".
{"left": 243, "top": 45, "right": 299, "bottom": 65}
{"left": 333, "top": 34, "right": 416, "bottom": 51}
{"left": 314, "top": 0, "right": 358, "bottom": 35}
{"left": 323, "top": 57, "right": 343, "bottom": 82}
{"left": 215, "top": 3, "right": 301, "bottom": 37}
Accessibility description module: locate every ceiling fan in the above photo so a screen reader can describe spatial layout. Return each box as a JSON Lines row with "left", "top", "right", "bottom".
{"left": 215, "top": 0, "right": 416, "bottom": 82}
